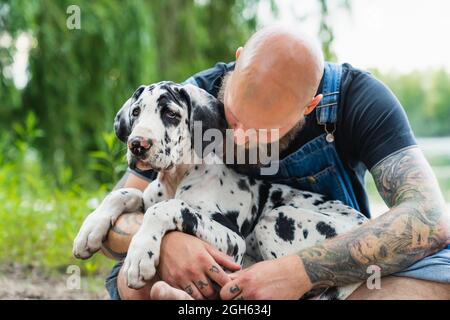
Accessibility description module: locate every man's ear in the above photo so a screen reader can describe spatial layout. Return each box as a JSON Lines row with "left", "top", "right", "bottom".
{"left": 304, "top": 94, "right": 323, "bottom": 116}
{"left": 114, "top": 85, "right": 146, "bottom": 143}
{"left": 236, "top": 47, "right": 243, "bottom": 60}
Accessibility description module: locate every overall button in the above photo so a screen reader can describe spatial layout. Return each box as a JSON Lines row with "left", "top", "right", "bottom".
{"left": 307, "top": 176, "right": 316, "bottom": 184}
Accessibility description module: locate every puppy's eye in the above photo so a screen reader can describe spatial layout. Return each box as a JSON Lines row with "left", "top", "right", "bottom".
{"left": 166, "top": 110, "right": 178, "bottom": 119}
{"left": 132, "top": 107, "right": 140, "bottom": 117}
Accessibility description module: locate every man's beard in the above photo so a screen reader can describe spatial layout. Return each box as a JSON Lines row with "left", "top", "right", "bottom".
{"left": 218, "top": 71, "right": 305, "bottom": 175}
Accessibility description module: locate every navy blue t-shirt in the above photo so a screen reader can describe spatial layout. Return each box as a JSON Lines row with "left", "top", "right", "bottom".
{"left": 132, "top": 62, "right": 417, "bottom": 211}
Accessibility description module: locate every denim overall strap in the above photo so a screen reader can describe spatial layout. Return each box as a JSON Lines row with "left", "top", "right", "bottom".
{"left": 316, "top": 63, "right": 342, "bottom": 125}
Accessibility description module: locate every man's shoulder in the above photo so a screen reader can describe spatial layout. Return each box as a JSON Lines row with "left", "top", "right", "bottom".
{"left": 185, "top": 61, "right": 236, "bottom": 97}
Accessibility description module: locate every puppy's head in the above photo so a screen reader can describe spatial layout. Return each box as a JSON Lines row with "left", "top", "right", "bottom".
{"left": 114, "top": 81, "right": 226, "bottom": 171}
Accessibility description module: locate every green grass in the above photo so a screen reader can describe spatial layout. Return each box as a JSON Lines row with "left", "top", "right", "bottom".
{"left": 0, "top": 154, "right": 116, "bottom": 276}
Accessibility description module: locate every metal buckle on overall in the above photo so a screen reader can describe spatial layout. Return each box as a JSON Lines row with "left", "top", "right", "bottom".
{"left": 317, "top": 91, "right": 339, "bottom": 143}
{"left": 324, "top": 123, "right": 336, "bottom": 143}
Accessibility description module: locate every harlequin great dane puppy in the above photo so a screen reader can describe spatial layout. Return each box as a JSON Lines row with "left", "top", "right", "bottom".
{"left": 73, "top": 81, "right": 368, "bottom": 300}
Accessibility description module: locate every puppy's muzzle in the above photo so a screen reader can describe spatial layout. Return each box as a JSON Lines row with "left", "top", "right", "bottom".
{"left": 128, "top": 136, "right": 152, "bottom": 157}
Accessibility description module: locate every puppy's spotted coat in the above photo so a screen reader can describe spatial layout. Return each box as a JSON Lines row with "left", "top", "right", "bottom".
{"left": 73, "top": 82, "right": 368, "bottom": 299}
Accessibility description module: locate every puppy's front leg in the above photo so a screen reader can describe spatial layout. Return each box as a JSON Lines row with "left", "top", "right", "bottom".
{"left": 73, "top": 188, "right": 143, "bottom": 259}
{"left": 123, "top": 199, "right": 246, "bottom": 289}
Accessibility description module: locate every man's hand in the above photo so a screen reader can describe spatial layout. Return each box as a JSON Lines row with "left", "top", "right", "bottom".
{"left": 220, "top": 255, "right": 312, "bottom": 300}
{"left": 158, "top": 231, "right": 241, "bottom": 300}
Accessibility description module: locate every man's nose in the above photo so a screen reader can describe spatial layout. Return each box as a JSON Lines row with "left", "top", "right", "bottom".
{"left": 128, "top": 136, "right": 152, "bottom": 157}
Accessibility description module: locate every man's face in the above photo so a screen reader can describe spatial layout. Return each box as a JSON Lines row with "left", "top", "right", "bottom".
{"left": 222, "top": 72, "right": 306, "bottom": 147}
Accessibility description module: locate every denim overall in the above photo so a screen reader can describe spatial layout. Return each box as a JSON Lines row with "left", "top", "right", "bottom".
{"left": 269, "top": 62, "right": 368, "bottom": 217}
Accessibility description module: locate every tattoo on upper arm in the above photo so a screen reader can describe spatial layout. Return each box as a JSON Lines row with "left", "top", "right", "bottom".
{"left": 298, "top": 147, "right": 450, "bottom": 287}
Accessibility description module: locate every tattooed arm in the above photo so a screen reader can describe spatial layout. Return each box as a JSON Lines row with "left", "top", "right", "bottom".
{"left": 298, "top": 147, "right": 450, "bottom": 287}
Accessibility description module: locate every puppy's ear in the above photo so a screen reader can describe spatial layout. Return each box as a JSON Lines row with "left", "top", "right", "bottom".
{"left": 179, "top": 84, "right": 227, "bottom": 157}
{"left": 114, "top": 85, "right": 146, "bottom": 143}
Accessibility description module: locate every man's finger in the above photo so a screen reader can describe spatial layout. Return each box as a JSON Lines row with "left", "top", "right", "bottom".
{"left": 205, "top": 263, "right": 231, "bottom": 287}
{"left": 194, "top": 277, "right": 216, "bottom": 300}
{"left": 229, "top": 269, "right": 244, "bottom": 280}
{"left": 206, "top": 246, "right": 241, "bottom": 271}
{"left": 220, "top": 279, "right": 242, "bottom": 300}
{"left": 181, "top": 282, "right": 204, "bottom": 300}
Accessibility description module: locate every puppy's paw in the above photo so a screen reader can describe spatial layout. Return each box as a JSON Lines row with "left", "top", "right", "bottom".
{"left": 123, "top": 237, "right": 159, "bottom": 289}
{"left": 73, "top": 214, "right": 111, "bottom": 259}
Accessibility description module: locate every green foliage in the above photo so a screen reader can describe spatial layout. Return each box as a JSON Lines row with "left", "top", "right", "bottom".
{"left": 0, "top": 0, "right": 263, "bottom": 274}
{"left": 373, "top": 68, "right": 450, "bottom": 137}
{"left": 89, "top": 132, "right": 127, "bottom": 188}
{"left": 0, "top": 113, "right": 113, "bottom": 275}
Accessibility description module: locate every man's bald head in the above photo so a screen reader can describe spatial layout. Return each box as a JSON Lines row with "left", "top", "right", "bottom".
{"left": 224, "top": 26, "right": 324, "bottom": 138}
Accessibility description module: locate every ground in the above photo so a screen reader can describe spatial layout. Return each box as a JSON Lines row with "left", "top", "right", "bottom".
{"left": 0, "top": 265, "right": 108, "bottom": 300}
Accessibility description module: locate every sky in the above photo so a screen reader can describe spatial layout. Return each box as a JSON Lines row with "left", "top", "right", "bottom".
{"left": 258, "top": 0, "right": 450, "bottom": 73}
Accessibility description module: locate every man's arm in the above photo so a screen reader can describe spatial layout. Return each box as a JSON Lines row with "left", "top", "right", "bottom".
{"left": 298, "top": 147, "right": 450, "bottom": 287}
{"left": 113, "top": 170, "right": 151, "bottom": 191}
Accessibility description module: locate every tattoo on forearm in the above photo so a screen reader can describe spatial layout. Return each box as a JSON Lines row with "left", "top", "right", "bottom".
{"left": 196, "top": 280, "right": 209, "bottom": 289}
{"left": 299, "top": 147, "right": 450, "bottom": 287}
{"left": 184, "top": 285, "right": 193, "bottom": 295}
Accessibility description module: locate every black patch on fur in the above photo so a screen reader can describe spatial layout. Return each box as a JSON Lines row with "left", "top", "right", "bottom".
{"left": 225, "top": 211, "right": 239, "bottom": 230}
{"left": 274, "top": 212, "right": 295, "bottom": 242}
{"left": 256, "top": 181, "right": 271, "bottom": 219}
{"left": 301, "top": 192, "right": 312, "bottom": 199}
{"left": 181, "top": 185, "right": 192, "bottom": 192}
{"left": 316, "top": 221, "right": 337, "bottom": 239}
{"left": 270, "top": 189, "right": 284, "bottom": 208}
{"left": 148, "top": 251, "right": 154, "bottom": 259}
{"left": 313, "top": 198, "right": 325, "bottom": 206}
{"left": 271, "top": 251, "right": 277, "bottom": 258}
{"left": 237, "top": 178, "right": 250, "bottom": 192}
{"left": 240, "top": 219, "right": 253, "bottom": 238}
{"left": 164, "top": 131, "right": 170, "bottom": 144}
{"left": 157, "top": 192, "right": 163, "bottom": 197}
{"left": 211, "top": 213, "right": 239, "bottom": 234}
{"left": 181, "top": 208, "right": 198, "bottom": 235}
{"left": 303, "top": 229, "right": 309, "bottom": 239}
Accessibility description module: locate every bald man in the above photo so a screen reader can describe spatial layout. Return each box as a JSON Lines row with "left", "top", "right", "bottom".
{"left": 105, "top": 26, "right": 450, "bottom": 300}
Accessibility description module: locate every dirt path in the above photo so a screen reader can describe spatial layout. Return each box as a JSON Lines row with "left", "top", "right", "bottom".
{"left": 0, "top": 265, "right": 109, "bottom": 300}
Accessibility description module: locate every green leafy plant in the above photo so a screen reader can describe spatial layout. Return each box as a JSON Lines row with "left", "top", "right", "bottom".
{"left": 89, "top": 131, "right": 127, "bottom": 188}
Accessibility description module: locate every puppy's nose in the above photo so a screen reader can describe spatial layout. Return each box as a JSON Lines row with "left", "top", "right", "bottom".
{"left": 128, "top": 136, "right": 152, "bottom": 157}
